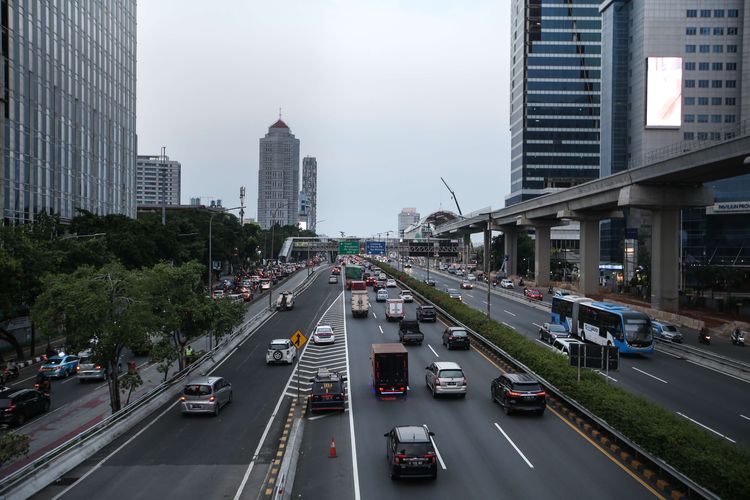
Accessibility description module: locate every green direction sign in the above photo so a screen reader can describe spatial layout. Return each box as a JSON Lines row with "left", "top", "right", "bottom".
{"left": 339, "top": 240, "right": 360, "bottom": 255}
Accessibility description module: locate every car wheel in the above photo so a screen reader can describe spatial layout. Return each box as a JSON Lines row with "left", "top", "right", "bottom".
{"left": 43, "top": 400, "right": 51, "bottom": 412}
{"left": 503, "top": 404, "right": 511, "bottom": 415}
{"left": 536, "top": 408, "right": 545, "bottom": 416}
{"left": 16, "top": 413, "right": 25, "bottom": 426}
{"left": 214, "top": 403, "right": 220, "bottom": 417}
{"left": 431, "top": 385, "right": 437, "bottom": 398}
{"left": 228, "top": 392, "right": 233, "bottom": 405}
{"left": 460, "top": 393, "right": 466, "bottom": 398}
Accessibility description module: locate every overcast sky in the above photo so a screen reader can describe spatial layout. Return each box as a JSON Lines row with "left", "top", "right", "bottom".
{"left": 137, "top": 0, "right": 510, "bottom": 238}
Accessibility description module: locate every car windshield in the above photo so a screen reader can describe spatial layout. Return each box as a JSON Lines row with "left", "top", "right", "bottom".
{"left": 438, "top": 369, "right": 464, "bottom": 378}
{"left": 269, "top": 342, "right": 288, "bottom": 350}
{"left": 662, "top": 325, "right": 677, "bottom": 332}
{"left": 79, "top": 356, "right": 95, "bottom": 364}
{"left": 421, "top": 306, "right": 434, "bottom": 312}
{"left": 312, "top": 381, "right": 341, "bottom": 395}
{"left": 448, "top": 289, "right": 459, "bottom": 294}
{"left": 397, "top": 442, "right": 433, "bottom": 456}
{"left": 184, "top": 384, "right": 212, "bottom": 396}
{"left": 316, "top": 327, "right": 333, "bottom": 335}
{"left": 46, "top": 358, "right": 63, "bottom": 365}
{"left": 549, "top": 324, "right": 568, "bottom": 333}
{"left": 450, "top": 330, "right": 467, "bottom": 337}
{"left": 513, "top": 382, "right": 542, "bottom": 392}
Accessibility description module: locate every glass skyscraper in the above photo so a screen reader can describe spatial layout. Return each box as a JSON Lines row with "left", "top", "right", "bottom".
{"left": 1, "top": 1, "right": 138, "bottom": 223}
{"left": 507, "top": 0, "right": 602, "bottom": 206}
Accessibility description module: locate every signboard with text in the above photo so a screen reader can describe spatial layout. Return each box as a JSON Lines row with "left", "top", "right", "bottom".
{"left": 338, "top": 241, "right": 360, "bottom": 255}
{"left": 365, "top": 241, "right": 386, "bottom": 255}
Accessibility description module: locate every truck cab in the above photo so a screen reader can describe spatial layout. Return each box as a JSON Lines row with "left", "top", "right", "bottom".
{"left": 276, "top": 291, "right": 295, "bottom": 311}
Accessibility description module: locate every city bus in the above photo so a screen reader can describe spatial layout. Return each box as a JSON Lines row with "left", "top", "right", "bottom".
{"left": 551, "top": 296, "right": 654, "bottom": 354}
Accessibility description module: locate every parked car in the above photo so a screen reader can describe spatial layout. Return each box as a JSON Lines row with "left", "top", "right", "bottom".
{"left": 384, "top": 425, "right": 438, "bottom": 479}
{"left": 538, "top": 323, "right": 570, "bottom": 344}
{"left": 0, "top": 388, "right": 50, "bottom": 426}
{"left": 313, "top": 324, "right": 336, "bottom": 345}
{"left": 500, "top": 279, "right": 514, "bottom": 289}
{"left": 416, "top": 305, "right": 436, "bottom": 322}
{"left": 425, "top": 361, "right": 467, "bottom": 397}
{"left": 310, "top": 368, "right": 347, "bottom": 412}
{"left": 179, "top": 376, "right": 233, "bottom": 416}
{"left": 39, "top": 354, "right": 79, "bottom": 379}
{"left": 651, "top": 321, "right": 684, "bottom": 343}
{"left": 328, "top": 274, "right": 339, "bottom": 284}
{"left": 460, "top": 281, "right": 473, "bottom": 289}
{"left": 76, "top": 350, "right": 107, "bottom": 382}
{"left": 376, "top": 289, "right": 390, "bottom": 302}
{"left": 266, "top": 339, "right": 297, "bottom": 365}
{"left": 442, "top": 327, "right": 470, "bottom": 350}
{"left": 523, "top": 288, "right": 544, "bottom": 300}
{"left": 491, "top": 373, "right": 546, "bottom": 415}
{"left": 399, "top": 290, "right": 414, "bottom": 302}
{"left": 447, "top": 289, "right": 462, "bottom": 301}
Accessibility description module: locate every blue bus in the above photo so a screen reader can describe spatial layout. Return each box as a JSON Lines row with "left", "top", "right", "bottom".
{"left": 551, "top": 296, "right": 654, "bottom": 354}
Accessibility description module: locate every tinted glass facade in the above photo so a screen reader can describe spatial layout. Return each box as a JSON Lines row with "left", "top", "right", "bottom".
{"left": 257, "top": 120, "right": 300, "bottom": 230}
{"left": 507, "top": 0, "right": 601, "bottom": 206}
{"left": 1, "top": 0, "right": 138, "bottom": 223}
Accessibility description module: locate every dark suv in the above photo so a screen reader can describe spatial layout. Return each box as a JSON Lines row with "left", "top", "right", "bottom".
{"left": 384, "top": 425, "right": 437, "bottom": 479}
{"left": 416, "top": 305, "right": 436, "bottom": 322}
{"left": 490, "top": 373, "right": 546, "bottom": 415}
{"left": 310, "top": 369, "right": 347, "bottom": 412}
{"left": 442, "top": 327, "right": 470, "bottom": 350}
{"left": 0, "top": 388, "right": 50, "bottom": 426}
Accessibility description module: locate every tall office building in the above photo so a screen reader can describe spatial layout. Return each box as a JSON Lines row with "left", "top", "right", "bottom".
{"left": 136, "top": 155, "right": 181, "bottom": 206}
{"left": 301, "top": 156, "right": 318, "bottom": 231}
{"left": 600, "top": 0, "right": 749, "bottom": 278}
{"left": 1, "top": 1, "right": 138, "bottom": 223}
{"left": 506, "top": 0, "right": 602, "bottom": 206}
{"left": 257, "top": 119, "right": 300, "bottom": 229}
{"left": 398, "top": 208, "right": 420, "bottom": 238}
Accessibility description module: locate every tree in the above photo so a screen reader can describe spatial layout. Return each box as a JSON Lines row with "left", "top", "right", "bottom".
{"left": 32, "top": 263, "right": 153, "bottom": 413}
{"left": 0, "top": 431, "right": 30, "bottom": 465}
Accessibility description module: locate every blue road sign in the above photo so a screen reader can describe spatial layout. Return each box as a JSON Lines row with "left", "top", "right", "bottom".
{"left": 366, "top": 241, "right": 386, "bottom": 255}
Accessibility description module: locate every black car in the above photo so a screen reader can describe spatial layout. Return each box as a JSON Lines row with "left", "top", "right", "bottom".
{"left": 309, "top": 369, "right": 346, "bottom": 412}
{"left": 442, "top": 327, "right": 470, "bottom": 350}
{"left": 491, "top": 373, "right": 546, "bottom": 415}
{"left": 423, "top": 278, "right": 436, "bottom": 287}
{"left": 0, "top": 388, "right": 50, "bottom": 426}
{"left": 384, "top": 425, "right": 437, "bottom": 479}
{"left": 416, "top": 305, "right": 436, "bottom": 322}
{"left": 538, "top": 323, "right": 570, "bottom": 344}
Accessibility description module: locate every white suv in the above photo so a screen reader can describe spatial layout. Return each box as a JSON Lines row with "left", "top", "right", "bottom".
{"left": 266, "top": 339, "right": 297, "bottom": 365}
{"left": 500, "top": 279, "right": 514, "bottom": 289}
{"left": 552, "top": 338, "right": 586, "bottom": 357}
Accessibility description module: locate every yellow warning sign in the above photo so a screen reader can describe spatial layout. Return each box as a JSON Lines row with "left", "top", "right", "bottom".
{"left": 290, "top": 330, "right": 308, "bottom": 349}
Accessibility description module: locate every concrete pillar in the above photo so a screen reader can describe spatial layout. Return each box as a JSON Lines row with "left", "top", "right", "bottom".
{"left": 651, "top": 208, "right": 680, "bottom": 312}
{"left": 503, "top": 227, "right": 517, "bottom": 276}
{"left": 534, "top": 225, "right": 551, "bottom": 287}
{"left": 579, "top": 218, "right": 600, "bottom": 296}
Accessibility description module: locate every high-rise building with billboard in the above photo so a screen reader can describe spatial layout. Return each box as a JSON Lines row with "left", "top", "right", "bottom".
{"left": 257, "top": 119, "right": 300, "bottom": 229}
{"left": 1, "top": 1, "right": 138, "bottom": 223}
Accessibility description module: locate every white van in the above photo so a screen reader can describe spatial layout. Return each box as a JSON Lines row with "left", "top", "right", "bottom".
{"left": 385, "top": 298, "right": 405, "bottom": 322}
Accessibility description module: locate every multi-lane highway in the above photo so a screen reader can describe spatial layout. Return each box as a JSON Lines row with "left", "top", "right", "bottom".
{"left": 407, "top": 265, "right": 750, "bottom": 447}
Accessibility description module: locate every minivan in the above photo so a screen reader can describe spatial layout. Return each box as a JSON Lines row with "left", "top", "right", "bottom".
{"left": 179, "top": 376, "right": 233, "bottom": 416}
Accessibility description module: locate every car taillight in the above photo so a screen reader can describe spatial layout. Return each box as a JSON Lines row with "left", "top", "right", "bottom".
{"left": 399, "top": 386, "right": 405, "bottom": 392}
{"left": 394, "top": 453, "right": 407, "bottom": 464}
{"left": 95, "top": 365, "right": 102, "bottom": 370}
{"left": 507, "top": 390, "right": 523, "bottom": 397}
{"left": 179, "top": 396, "right": 186, "bottom": 401}
{"left": 536, "top": 391, "right": 546, "bottom": 397}
{"left": 4, "top": 404, "right": 16, "bottom": 413}
{"left": 423, "top": 452, "right": 437, "bottom": 464}
{"left": 462, "top": 377, "right": 468, "bottom": 386}
{"left": 76, "top": 365, "right": 80, "bottom": 372}
{"left": 448, "top": 336, "right": 454, "bottom": 340}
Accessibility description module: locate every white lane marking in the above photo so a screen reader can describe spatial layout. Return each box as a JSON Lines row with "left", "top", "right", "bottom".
{"left": 372, "top": 312, "right": 377, "bottom": 319}
{"left": 428, "top": 433, "right": 447, "bottom": 470}
{"left": 686, "top": 360, "right": 750, "bottom": 384}
{"left": 378, "top": 325, "right": 384, "bottom": 334}
{"left": 632, "top": 366, "right": 668, "bottom": 384}
{"left": 503, "top": 310, "right": 517, "bottom": 317}
{"left": 502, "top": 322, "right": 513, "bottom": 329}
{"left": 595, "top": 371, "right": 618, "bottom": 382}
{"left": 60, "top": 375, "right": 79, "bottom": 385}
{"left": 481, "top": 300, "right": 488, "bottom": 305}
{"left": 343, "top": 291, "right": 362, "bottom": 500}
{"left": 428, "top": 345, "right": 440, "bottom": 358}
{"left": 494, "top": 422, "right": 534, "bottom": 468}
{"left": 233, "top": 291, "right": 343, "bottom": 500}
{"left": 676, "top": 412, "right": 736, "bottom": 443}
{"left": 740, "top": 414, "right": 750, "bottom": 422}
{"left": 657, "top": 349, "right": 682, "bottom": 359}
{"left": 532, "top": 323, "right": 542, "bottom": 329}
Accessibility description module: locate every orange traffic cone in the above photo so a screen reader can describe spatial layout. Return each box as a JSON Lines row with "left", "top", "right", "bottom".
{"left": 329, "top": 437, "right": 337, "bottom": 458}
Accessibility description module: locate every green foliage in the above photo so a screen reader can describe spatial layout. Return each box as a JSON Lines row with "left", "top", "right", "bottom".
{"left": 372, "top": 259, "right": 750, "bottom": 499}
{"left": 120, "top": 371, "right": 143, "bottom": 406}
{"left": 0, "top": 431, "right": 30, "bottom": 465}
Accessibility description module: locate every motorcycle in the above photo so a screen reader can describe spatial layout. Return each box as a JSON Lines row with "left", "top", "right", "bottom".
{"left": 1, "top": 365, "right": 19, "bottom": 384}
{"left": 731, "top": 329, "right": 745, "bottom": 346}
{"left": 698, "top": 329, "right": 711, "bottom": 345}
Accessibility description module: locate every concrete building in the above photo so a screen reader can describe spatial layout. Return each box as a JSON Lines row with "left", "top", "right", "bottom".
{"left": 506, "top": 0, "right": 602, "bottom": 207}
{"left": 1, "top": 1, "right": 138, "bottom": 223}
{"left": 301, "top": 156, "right": 317, "bottom": 230}
{"left": 257, "top": 119, "right": 300, "bottom": 229}
{"left": 398, "top": 208, "right": 420, "bottom": 238}
{"left": 136, "top": 155, "right": 181, "bottom": 206}
{"left": 600, "top": 0, "right": 749, "bottom": 283}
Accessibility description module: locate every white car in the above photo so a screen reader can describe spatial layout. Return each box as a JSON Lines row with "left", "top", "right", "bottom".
{"left": 376, "top": 289, "right": 389, "bottom": 302}
{"left": 399, "top": 290, "right": 414, "bottom": 302}
{"left": 467, "top": 274, "right": 476, "bottom": 281}
{"left": 552, "top": 338, "right": 586, "bottom": 357}
{"left": 266, "top": 339, "right": 297, "bottom": 365}
{"left": 313, "top": 324, "right": 336, "bottom": 345}
{"left": 386, "top": 279, "right": 397, "bottom": 288}
{"left": 500, "top": 279, "right": 514, "bottom": 289}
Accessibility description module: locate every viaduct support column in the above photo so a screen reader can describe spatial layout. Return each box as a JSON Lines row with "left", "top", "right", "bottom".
{"left": 503, "top": 227, "right": 517, "bottom": 277}
{"left": 579, "top": 218, "right": 600, "bottom": 297}
{"left": 533, "top": 225, "right": 551, "bottom": 287}
{"left": 651, "top": 208, "right": 680, "bottom": 312}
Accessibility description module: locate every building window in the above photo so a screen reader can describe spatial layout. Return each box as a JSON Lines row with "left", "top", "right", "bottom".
{"left": 685, "top": 79, "right": 695, "bottom": 88}
{"left": 698, "top": 97, "right": 709, "bottom": 105}
{"left": 725, "top": 115, "right": 736, "bottom": 123}
{"left": 710, "top": 132, "right": 721, "bottom": 140}
{"left": 697, "top": 132, "right": 708, "bottom": 140}
{"left": 685, "top": 114, "right": 695, "bottom": 123}
{"left": 726, "top": 62, "right": 736, "bottom": 71}
{"left": 727, "top": 45, "right": 737, "bottom": 53}
{"left": 727, "top": 27, "right": 738, "bottom": 35}
{"left": 687, "top": 9, "right": 697, "bottom": 17}
{"left": 713, "top": 10, "right": 724, "bottom": 18}
{"left": 725, "top": 97, "right": 736, "bottom": 105}
{"left": 683, "top": 132, "right": 695, "bottom": 140}
{"left": 711, "top": 80, "right": 722, "bottom": 88}
{"left": 699, "top": 45, "right": 710, "bottom": 53}
{"left": 685, "top": 27, "right": 696, "bottom": 35}
{"left": 711, "top": 115, "right": 722, "bottom": 123}
{"left": 698, "top": 80, "right": 709, "bottom": 88}
{"left": 712, "top": 45, "right": 723, "bottom": 53}
{"left": 684, "top": 97, "right": 695, "bottom": 105}
{"left": 713, "top": 27, "right": 724, "bottom": 35}
{"left": 712, "top": 97, "right": 722, "bottom": 105}
{"left": 726, "top": 80, "right": 736, "bottom": 88}
{"left": 700, "top": 9, "right": 711, "bottom": 18}
{"left": 728, "top": 9, "right": 738, "bottom": 18}
{"left": 685, "top": 44, "right": 696, "bottom": 53}
{"left": 697, "top": 114, "right": 708, "bottom": 123}
{"left": 699, "top": 27, "right": 710, "bottom": 35}
{"left": 712, "top": 62, "right": 723, "bottom": 71}
{"left": 698, "top": 62, "right": 709, "bottom": 71}
{"left": 684, "top": 61, "right": 696, "bottom": 71}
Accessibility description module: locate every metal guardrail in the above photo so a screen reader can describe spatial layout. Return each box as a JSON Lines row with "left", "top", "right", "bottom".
{"left": 655, "top": 338, "right": 750, "bottom": 382}
{"left": 0, "top": 268, "right": 319, "bottom": 499}
{"left": 396, "top": 273, "right": 717, "bottom": 500}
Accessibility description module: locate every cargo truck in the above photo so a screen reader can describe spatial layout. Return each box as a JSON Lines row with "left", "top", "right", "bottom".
{"left": 371, "top": 343, "right": 408, "bottom": 397}
{"left": 351, "top": 290, "right": 370, "bottom": 318}
{"left": 345, "top": 265, "right": 364, "bottom": 290}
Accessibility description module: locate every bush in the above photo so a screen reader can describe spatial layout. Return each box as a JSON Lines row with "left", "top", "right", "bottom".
{"left": 373, "top": 259, "right": 750, "bottom": 499}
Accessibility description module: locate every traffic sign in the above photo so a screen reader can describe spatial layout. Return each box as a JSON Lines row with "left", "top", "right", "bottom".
{"left": 339, "top": 240, "right": 360, "bottom": 255}
{"left": 365, "top": 241, "right": 386, "bottom": 255}
{"left": 290, "top": 330, "right": 308, "bottom": 349}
